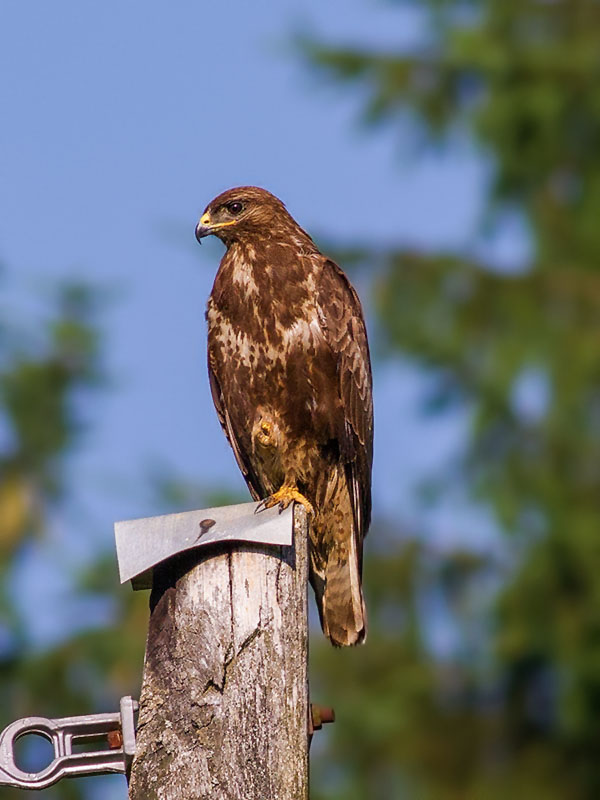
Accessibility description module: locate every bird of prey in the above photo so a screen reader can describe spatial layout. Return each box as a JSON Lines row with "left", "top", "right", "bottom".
{"left": 195, "top": 186, "right": 373, "bottom": 646}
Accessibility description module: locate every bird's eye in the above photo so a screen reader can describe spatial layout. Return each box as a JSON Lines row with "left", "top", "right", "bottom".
{"left": 227, "top": 202, "right": 244, "bottom": 215}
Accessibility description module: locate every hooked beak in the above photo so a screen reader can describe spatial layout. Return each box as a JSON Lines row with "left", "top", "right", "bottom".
{"left": 195, "top": 212, "right": 213, "bottom": 243}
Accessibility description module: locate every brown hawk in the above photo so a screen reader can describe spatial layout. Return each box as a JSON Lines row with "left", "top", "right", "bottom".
{"left": 195, "top": 186, "right": 373, "bottom": 646}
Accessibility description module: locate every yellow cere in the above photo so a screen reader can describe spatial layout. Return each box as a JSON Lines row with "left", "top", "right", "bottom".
{"left": 200, "top": 212, "right": 237, "bottom": 230}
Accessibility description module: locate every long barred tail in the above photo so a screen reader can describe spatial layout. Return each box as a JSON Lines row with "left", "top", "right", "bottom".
{"left": 310, "top": 467, "right": 366, "bottom": 647}
{"left": 322, "top": 531, "right": 366, "bottom": 646}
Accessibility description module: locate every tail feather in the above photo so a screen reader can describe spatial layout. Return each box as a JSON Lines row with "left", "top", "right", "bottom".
{"left": 310, "top": 467, "right": 367, "bottom": 647}
{"left": 322, "top": 545, "right": 366, "bottom": 646}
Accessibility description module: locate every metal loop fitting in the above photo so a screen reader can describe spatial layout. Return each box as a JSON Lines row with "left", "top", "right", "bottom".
{"left": 0, "top": 696, "right": 137, "bottom": 790}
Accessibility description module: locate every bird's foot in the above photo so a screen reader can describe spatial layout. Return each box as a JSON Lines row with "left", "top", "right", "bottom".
{"left": 256, "top": 420, "right": 274, "bottom": 448}
{"left": 256, "top": 486, "right": 314, "bottom": 517}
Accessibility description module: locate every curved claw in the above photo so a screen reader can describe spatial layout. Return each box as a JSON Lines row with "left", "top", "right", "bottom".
{"left": 254, "top": 498, "right": 269, "bottom": 515}
{"left": 255, "top": 486, "right": 314, "bottom": 518}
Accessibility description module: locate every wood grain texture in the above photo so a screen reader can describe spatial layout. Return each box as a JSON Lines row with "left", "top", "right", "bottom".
{"left": 128, "top": 506, "right": 308, "bottom": 800}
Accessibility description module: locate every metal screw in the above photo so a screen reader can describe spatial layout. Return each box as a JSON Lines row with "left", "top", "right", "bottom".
{"left": 195, "top": 518, "right": 216, "bottom": 543}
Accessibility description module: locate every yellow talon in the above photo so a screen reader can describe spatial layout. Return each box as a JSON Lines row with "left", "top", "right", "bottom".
{"left": 257, "top": 486, "right": 314, "bottom": 517}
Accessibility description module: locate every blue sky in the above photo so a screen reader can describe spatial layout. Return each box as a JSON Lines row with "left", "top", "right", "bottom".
{"left": 0, "top": 1, "right": 510, "bottom": 650}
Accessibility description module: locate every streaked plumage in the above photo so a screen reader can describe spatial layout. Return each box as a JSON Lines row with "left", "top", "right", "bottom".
{"left": 195, "top": 186, "right": 373, "bottom": 646}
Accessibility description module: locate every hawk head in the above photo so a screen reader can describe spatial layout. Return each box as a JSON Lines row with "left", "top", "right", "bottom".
{"left": 195, "top": 186, "right": 296, "bottom": 246}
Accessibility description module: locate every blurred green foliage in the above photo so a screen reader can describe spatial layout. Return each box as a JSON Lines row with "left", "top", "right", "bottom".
{"left": 307, "top": 1, "right": 600, "bottom": 798}
{"left": 0, "top": 284, "right": 100, "bottom": 553}
{"left": 0, "top": 282, "right": 147, "bottom": 799}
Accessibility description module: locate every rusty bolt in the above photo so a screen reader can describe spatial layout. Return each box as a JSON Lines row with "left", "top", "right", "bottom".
{"left": 107, "top": 729, "right": 123, "bottom": 749}
{"left": 310, "top": 704, "right": 335, "bottom": 731}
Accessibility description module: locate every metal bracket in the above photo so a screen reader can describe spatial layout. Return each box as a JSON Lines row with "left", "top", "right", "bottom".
{"left": 0, "top": 696, "right": 137, "bottom": 790}
{"left": 115, "top": 500, "right": 294, "bottom": 589}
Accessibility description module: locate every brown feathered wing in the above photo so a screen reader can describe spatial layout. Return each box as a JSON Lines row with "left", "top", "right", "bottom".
{"left": 207, "top": 362, "right": 265, "bottom": 501}
{"left": 311, "top": 258, "right": 373, "bottom": 646}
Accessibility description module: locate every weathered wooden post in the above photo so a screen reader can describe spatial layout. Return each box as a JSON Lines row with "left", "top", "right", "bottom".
{"left": 116, "top": 502, "right": 309, "bottom": 800}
